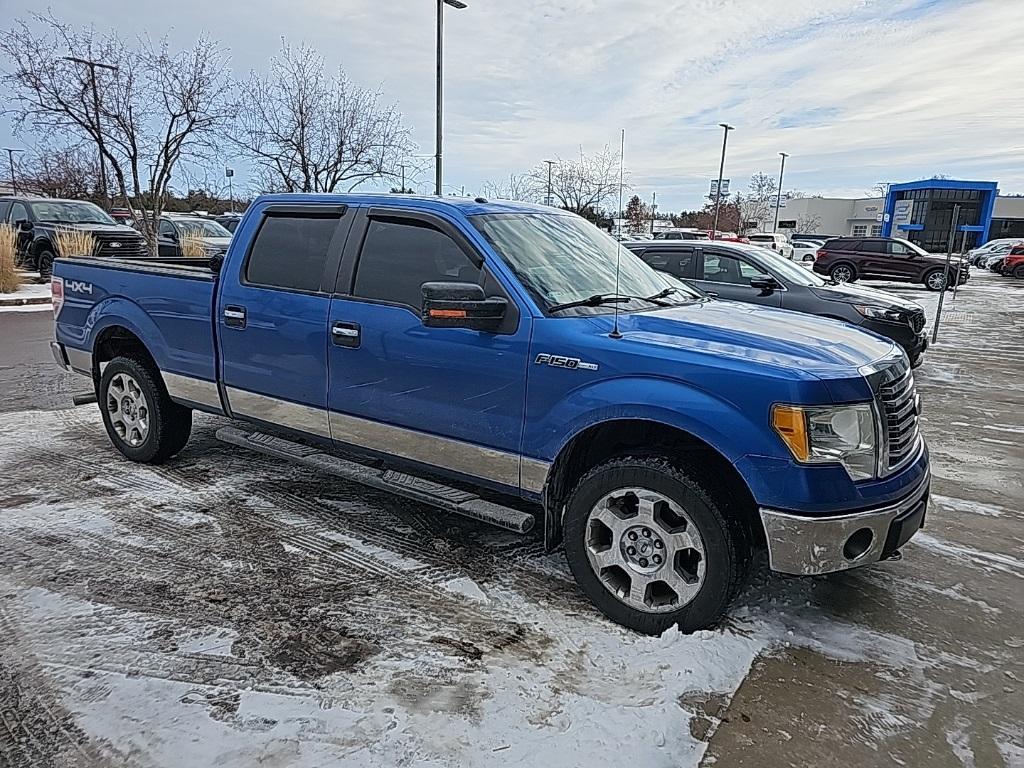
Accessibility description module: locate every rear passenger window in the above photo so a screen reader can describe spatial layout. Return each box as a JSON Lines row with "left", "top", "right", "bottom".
{"left": 245, "top": 214, "right": 341, "bottom": 292}
{"left": 860, "top": 241, "right": 886, "bottom": 254}
{"left": 352, "top": 218, "right": 481, "bottom": 311}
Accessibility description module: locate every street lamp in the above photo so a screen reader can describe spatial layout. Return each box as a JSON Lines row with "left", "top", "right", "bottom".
{"left": 543, "top": 159, "right": 555, "bottom": 206}
{"left": 773, "top": 152, "right": 789, "bottom": 233}
{"left": 435, "top": 0, "right": 467, "bottom": 196}
{"left": 64, "top": 56, "right": 118, "bottom": 207}
{"left": 711, "top": 123, "right": 733, "bottom": 241}
{"left": 650, "top": 191, "right": 657, "bottom": 236}
{"left": 2, "top": 148, "right": 24, "bottom": 195}
{"left": 225, "top": 168, "right": 235, "bottom": 213}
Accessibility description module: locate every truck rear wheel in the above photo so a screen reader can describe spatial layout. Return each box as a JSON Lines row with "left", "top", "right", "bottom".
{"left": 563, "top": 456, "right": 744, "bottom": 635}
{"left": 99, "top": 357, "right": 192, "bottom": 463}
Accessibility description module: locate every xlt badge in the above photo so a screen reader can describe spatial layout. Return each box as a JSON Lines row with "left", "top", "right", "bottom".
{"left": 535, "top": 353, "right": 598, "bottom": 371}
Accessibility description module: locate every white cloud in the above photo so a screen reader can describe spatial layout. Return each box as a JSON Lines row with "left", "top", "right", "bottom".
{"left": 2, "top": 0, "right": 1021, "bottom": 208}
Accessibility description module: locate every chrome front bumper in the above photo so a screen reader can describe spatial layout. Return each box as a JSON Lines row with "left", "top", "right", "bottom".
{"left": 759, "top": 472, "right": 929, "bottom": 576}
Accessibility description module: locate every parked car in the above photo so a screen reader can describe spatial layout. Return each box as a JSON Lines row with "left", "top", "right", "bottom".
{"left": 967, "top": 238, "right": 1024, "bottom": 267}
{"left": 624, "top": 239, "right": 929, "bottom": 367}
{"left": 653, "top": 228, "right": 709, "bottom": 241}
{"left": 792, "top": 241, "right": 822, "bottom": 262}
{"left": 985, "top": 253, "right": 1007, "bottom": 272}
{"left": 0, "top": 196, "right": 147, "bottom": 279}
{"left": 51, "top": 193, "right": 928, "bottom": 635}
{"left": 214, "top": 214, "right": 243, "bottom": 233}
{"left": 814, "top": 236, "right": 969, "bottom": 291}
{"left": 999, "top": 245, "right": 1024, "bottom": 278}
{"left": 747, "top": 232, "right": 795, "bottom": 260}
{"left": 158, "top": 215, "right": 233, "bottom": 257}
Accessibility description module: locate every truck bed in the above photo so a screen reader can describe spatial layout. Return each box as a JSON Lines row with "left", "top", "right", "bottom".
{"left": 53, "top": 256, "right": 220, "bottom": 388}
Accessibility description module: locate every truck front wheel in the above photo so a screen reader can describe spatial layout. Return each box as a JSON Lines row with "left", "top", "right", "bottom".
{"left": 99, "top": 357, "right": 192, "bottom": 463}
{"left": 563, "top": 456, "right": 744, "bottom": 635}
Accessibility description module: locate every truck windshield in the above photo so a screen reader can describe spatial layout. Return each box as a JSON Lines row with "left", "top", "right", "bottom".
{"left": 30, "top": 201, "right": 115, "bottom": 226}
{"left": 472, "top": 213, "right": 700, "bottom": 314}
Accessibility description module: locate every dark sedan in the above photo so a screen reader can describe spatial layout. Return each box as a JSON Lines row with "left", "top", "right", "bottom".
{"left": 624, "top": 239, "right": 929, "bottom": 367}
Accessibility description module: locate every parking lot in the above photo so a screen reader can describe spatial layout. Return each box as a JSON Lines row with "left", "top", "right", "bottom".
{"left": 1, "top": 270, "right": 1022, "bottom": 768}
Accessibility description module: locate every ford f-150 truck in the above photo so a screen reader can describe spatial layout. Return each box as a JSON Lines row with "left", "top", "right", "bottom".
{"left": 51, "top": 194, "right": 929, "bottom": 635}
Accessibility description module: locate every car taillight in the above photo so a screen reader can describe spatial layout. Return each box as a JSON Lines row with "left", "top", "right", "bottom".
{"left": 815, "top": 249, "right": 825, "bottom": 260}
{"left": 51, "top": 276, "right": 64, "bottom": 318}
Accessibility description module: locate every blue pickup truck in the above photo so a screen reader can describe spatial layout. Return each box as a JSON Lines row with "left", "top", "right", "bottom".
{"left": 51, "top": 194, "right": 929, "bottom": 634}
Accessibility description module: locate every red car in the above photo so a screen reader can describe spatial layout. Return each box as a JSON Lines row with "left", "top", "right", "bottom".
{"left": 1001, "top": 244, "right": 1024, "bottom": 278}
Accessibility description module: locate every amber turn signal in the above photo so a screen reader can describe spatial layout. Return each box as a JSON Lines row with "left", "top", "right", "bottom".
{"left": 771, "top": 404, "right": 809, "bottom": 462}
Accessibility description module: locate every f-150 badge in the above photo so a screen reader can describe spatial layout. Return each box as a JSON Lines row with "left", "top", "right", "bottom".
{"left": 534, "top": 353, "right": 598, "bottom": 371}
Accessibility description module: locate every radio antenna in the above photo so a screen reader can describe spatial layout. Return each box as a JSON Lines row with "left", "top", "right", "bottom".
{"left": 610, "top": 128, "right": 625, "bottom": 340}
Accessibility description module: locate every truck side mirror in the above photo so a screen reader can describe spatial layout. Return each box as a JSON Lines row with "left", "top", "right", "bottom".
{"left": 17, "top": 219, "right": 32, "bottom": 232}
{"left": 421, "top": 281, "right": 507, "bottom": 332}
{"left": 209, "top": 252, "right": 225, "bottom": 274}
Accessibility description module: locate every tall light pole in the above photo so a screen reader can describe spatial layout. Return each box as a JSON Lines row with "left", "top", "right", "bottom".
{"left": 64, "top": 56, "right": 117, "bottom": 207}
{"left": 773, "top": 152, "right": 789, "bottom": 233}
{"left": 544, "top": 159, "right": 555, "bottom": 206}
{"left": 225, "top": 167, "right": 235, "bottom": 213}
{"left": 711, "top": 123, "right": 733, "bottom": 241}
{"left": 3, "top": 148, "right": 24, "bottom": 195}
{"left": 435, "top": 0, "right": 467, "bottom": 196}
{"left": 650, "top": 191, "right": 657, "bottom": 236}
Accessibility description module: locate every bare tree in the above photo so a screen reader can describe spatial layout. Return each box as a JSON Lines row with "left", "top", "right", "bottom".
{"left": 795, "top": 213, "right": 822, "bottom": 233}
{"left": 229, "top": 41, "right": 414, "bottom": 194}
{"left": 17, "top": 143, "right": 101, "bottom": 199}
{"left": 734, "top": 172, "right": 779, "bottom": 233}
{"left": 1, "top": 13, "right": 233, "bottom": 253}
{"left": 528, "top": 146, "right": 625, "bottom": 216}
{"left": 479, "top": 173, "right": 539, "bottom": 202}
{"left": 867, "top": 182, "right": 890, "bottom": 199}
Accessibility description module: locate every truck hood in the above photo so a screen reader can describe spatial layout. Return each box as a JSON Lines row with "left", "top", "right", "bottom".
{"left": 613, "top": 299, "right": 896, "bottom": 373}
{"left": 47, "top": 222, "right": 142, "bottom": 237}
{"left": 200, "top": 236, "right": 232, "bottom": 249}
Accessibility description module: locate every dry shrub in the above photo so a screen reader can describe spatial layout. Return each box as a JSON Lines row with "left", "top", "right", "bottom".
{"left": 0, "top": 224, "right": 21, "bottom": 293}
{"left": 179, "top": 233, "right": 207, "bottom": 258}
{"left": 54, "top": 229, "right": 96, "bottom": 258}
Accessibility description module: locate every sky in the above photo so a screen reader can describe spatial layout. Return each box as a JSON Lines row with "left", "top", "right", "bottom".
{"left": 2, "top": 0, "right": 1023, "bottom": 212}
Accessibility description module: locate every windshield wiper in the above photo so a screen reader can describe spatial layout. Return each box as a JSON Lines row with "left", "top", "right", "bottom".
{"left": 549, "top": 292, "right": 670, "bottom": 313}
{"left": 644, "top": 287, "right": 679, "bottom": 302}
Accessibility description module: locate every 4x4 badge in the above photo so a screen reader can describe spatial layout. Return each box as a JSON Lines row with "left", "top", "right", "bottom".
{"left": 534, "top": 353, "right": 598, "bottom": 371}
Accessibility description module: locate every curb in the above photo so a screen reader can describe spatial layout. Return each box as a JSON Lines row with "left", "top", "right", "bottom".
{"left": 0, "top": 295, "right": 52, "bottom": 307}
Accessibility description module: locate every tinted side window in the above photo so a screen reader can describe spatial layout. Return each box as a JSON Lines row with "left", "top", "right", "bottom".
{"left": 353, "top": 218, "right": 480, "bottom": 311}
{"left": 245, "top": 214, "right": 340, "bottom": 292}
{"left": 643, "top": 247, "right": 694, "bottom": 278}
{"left": 828, "top": 239, "right": 857, "bottom": 250}
{"left": 700, "top": 251, "right": 760, "bottom": 283}
{"left": 9, "top": 202, "right": 29, "bottom": 224}
{"left": 860, "top": 241, "right": 886, "bottom": 254}
{"left": 0, "top": 201, "right": 10, "bottom": 222}
{"left": 159, "top": 219, "right": 176, "bottom": 237}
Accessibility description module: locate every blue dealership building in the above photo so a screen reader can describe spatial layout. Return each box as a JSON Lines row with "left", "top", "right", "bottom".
{"left": 769, "top": 179, "right": 1024, "bottom": 252}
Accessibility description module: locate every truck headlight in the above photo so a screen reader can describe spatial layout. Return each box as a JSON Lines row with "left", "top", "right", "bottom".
{"left": 772, "top": 403, "right": 877, "bottom": 481}
{"left": 854, "top": 304, "right": 903, "bottom": 323}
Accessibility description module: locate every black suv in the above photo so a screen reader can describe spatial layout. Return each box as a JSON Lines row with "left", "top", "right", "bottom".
{"left": 0, "top": 196, "right": 147, "bottom": 279}
{"left": 624, "top": 239, "right": 929, "bottom": 366}
{"left": 813, "top": 236, "right": 969, "bottom": 291}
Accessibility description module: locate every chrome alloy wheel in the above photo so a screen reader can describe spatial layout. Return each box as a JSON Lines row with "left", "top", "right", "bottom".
{"left": 107, "top": 373, "right": 150, "bottom": 447}
{"left": 831, "top": 265, "right": 853, "bottom": 282}
{"left": 584, "top": 487, "right": 706, "bottom": 613}
{"left": 927, "top": 270, "right": 947, "bottom": 290}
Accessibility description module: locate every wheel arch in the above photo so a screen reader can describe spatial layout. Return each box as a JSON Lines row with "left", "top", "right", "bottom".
{"left": 541, "top": 418, "right": 762, "bottom": 553}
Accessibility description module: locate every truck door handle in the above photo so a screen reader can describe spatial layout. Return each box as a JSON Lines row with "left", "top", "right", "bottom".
{"left": 224, "top": 306, "right": 247, "bottom": 328}
{"left": 332, "top": 321, "right": 360, "bottom": 348}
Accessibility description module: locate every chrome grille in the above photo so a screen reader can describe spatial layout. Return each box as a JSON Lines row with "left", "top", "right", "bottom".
{"left": 877, "top": 367, "right": 921, "bottom": 473}
{"left": 95, "top": 234, "right": 148, "bottom": 259}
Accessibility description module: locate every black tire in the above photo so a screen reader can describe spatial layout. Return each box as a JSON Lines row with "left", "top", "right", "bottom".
{"left": 923, "top": 269, "right": 947, "bottom": 292}
{"left": 563, "top": 456, "right": 745, "bottom": 635}
{"left": 99, "top": 356, "right": 192, "bottom": 463}
{"left": 36, "top": 249, "right": 55, "bottom": 281}
{"left": 829, "top": 262, "right": 857, "bottom": 283}
{"left": 1014, "top": 265, "right": 1024, "bottom": 279}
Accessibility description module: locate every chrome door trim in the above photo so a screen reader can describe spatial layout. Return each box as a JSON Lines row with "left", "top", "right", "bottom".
{"left": 225, "top": 386, "right": 331, "bottom": 438}
{"left": 164, "top": 372, "right": 224, "bottom": 413}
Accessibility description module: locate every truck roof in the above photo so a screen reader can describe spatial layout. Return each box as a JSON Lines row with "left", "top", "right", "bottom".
{"left": 251, "top": 192, "right": 563, "bottom": 217}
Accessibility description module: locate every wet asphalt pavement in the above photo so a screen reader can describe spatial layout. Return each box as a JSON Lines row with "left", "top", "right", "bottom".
{"left": 0, "top": 272, "right": 1022, "bottom": 767}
